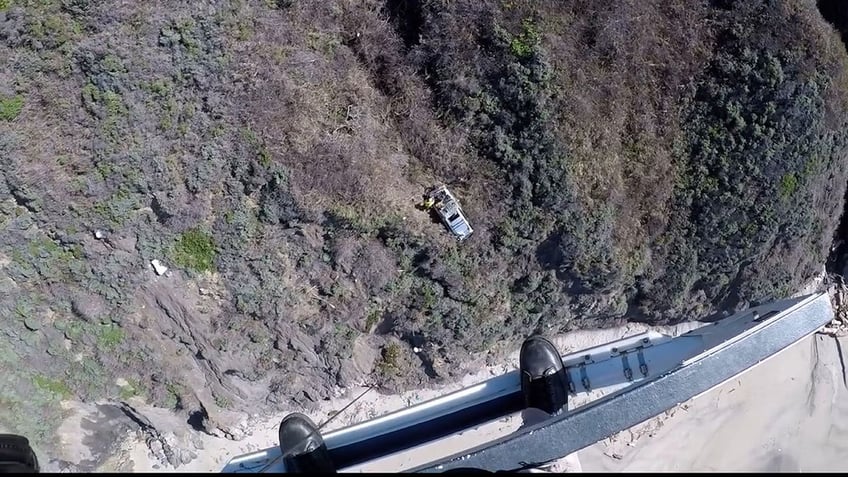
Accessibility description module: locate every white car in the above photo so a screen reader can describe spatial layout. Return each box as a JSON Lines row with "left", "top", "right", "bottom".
{"left": 428, "top": 185, "right": 473, "bottom": 241}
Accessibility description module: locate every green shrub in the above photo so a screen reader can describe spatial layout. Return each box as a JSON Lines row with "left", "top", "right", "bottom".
{"left": 508, "top": 19, "right": 540, "bottom": 59}
{"left": 0, "top": 95, "right": 23, "bottom": 121}
{"left": 164, "top": 383, "right": 184, "bottom": 409}
{"left": 264, "top": 0, "right": 293, "bottom": 9}
{"left": 173, "top": 228, "right": 216, "bottom": 272}
{"left": 97, "top": 324, "right": 124, "bottom": 349}
{"left": 779, "top": 173, "right": 797, "bottom": 198}
{"left": 119, "top": 378, "right": 142, "bottom": 400}
{"left": 637, "top": 2, "right": 848, "bottom": 321}
{"left": 214, "top": 394, "right": 231, "bottom": 408}
{"left": 32, "top": 375, "right": 71, "bottom": 399}
{"left": 377, "top": 342, "right": 402, "bottom": 376}
{"left": 364, "top": 304, "right": 382, "bottom": 332}
{"left": 93, "top": 187, "right": 140, "bottom": 227}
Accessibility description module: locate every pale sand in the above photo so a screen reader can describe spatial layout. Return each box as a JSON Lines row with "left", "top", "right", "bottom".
{"left": 114, "top": 320, "right": 848, "bottom": 473}
{"left": 579, "top": 333, "right": 848, "bottom": 473}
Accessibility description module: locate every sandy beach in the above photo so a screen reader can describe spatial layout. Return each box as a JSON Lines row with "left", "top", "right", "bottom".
{"left": 579, "top": 332, "right": 848, "bottom": 472}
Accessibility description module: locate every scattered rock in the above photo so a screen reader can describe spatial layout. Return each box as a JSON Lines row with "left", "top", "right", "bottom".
{"left": 296, "top": 223, "right": 325, "bottom": 250}
{"left": 332, "top": 236, "right": 360, "bottom": 274}
{"left": 180, "top": 449, "right": 195, "bottom": 465}
{"left": 824, "top": 275, "right": 848, "bottom": 337}
{"left": 148, "top": 438, "right": 164, "bottom": 462}
{"left": 190, "top": 433, "right": 204, "bottom": 451}
{"left": 151, "top": 259, "right": 168, "bottom": 276}
{"left": 285, "top": 329, "right": 321, "bottom": 366}
{"left": 94, "top": 230, "right": 105, "bottom": 239}
{"left": 167, "top": 447, "right": 179, "bottom": 468}
{"left": 24, "top": 315, "right": 41, "bottom": 331}
{"left": 0, "top": 276, "right": 18, "bottom": 293}
{"left": 71, "top": 293, "right": 109, "bottom": 323}
{"left": 109, "top": 234, "right": 138, "bottom": 253}
{"left": 22, "top": 332, "right": 39, "bottom": 346}
{"left": 338, "top": 337, "right": 378, "bottom": 386}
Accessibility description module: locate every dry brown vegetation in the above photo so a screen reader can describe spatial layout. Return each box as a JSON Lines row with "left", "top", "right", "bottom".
{"left": 2, "top": 0, "right": 848, "bottom": 455}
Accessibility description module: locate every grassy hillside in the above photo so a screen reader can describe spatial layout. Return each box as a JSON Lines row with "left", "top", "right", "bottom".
{"left": 2, "top": 0, "right": 848, "bottom": 452}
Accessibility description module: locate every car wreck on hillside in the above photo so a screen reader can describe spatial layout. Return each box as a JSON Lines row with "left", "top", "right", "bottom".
{"left": 425, "top": 185, "right": 473, "bottom": 241}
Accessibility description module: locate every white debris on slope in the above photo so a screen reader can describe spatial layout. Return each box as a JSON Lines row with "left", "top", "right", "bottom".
{"left": 151, "top": 259, "right": 168, "bottom": 276}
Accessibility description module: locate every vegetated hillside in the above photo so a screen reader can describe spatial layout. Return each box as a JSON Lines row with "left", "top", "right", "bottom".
{"left": 2, "top": 0, "right": 848, "bottom": 453}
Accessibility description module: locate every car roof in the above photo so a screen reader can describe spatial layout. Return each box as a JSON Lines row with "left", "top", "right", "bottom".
{"left": 447, "top": 213, "right": 472, "bottom": 238}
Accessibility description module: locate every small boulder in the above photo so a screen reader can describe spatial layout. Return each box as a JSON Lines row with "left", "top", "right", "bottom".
{"left": 23, "top": 315, "right": 41, "bottom": 331}
{"left": 71, "top": 293, "right": 108, "bottom": 323}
